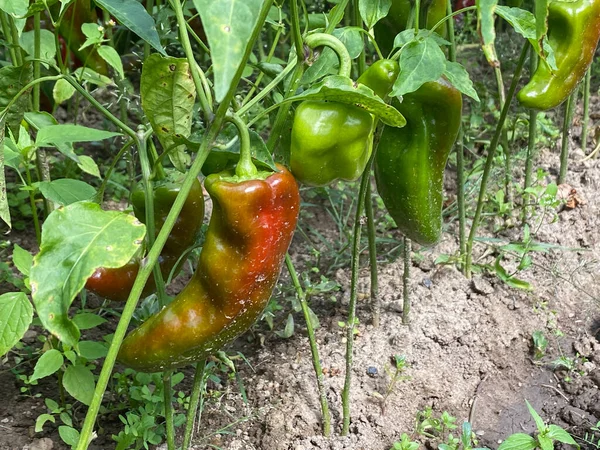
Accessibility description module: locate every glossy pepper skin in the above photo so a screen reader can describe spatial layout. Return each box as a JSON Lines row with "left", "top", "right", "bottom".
{"left": 518, "top": 0, "right": 600, "bottom": 111}
{"left": 375, "top": 78, "right": 462, "bottom": 246}
{"left": 118, "top": 165, "right": 300, "bottom": 372}
{"left": 85, "top": 175, "right": 204, "bottom": 301}
{"left": 290, "top": 101, "right": 374, "bottom": 186}
{"left": 375, "top": 0, "right": 448, "bottom": 56}
{"left": 357, "top": 59, "right": 400, "bottom": 99}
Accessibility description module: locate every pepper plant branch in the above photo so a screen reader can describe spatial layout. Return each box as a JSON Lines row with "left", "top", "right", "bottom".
{"left": 170, "top": 0, "right": 214, "bottom": 122}
{"left": 0, "top": 12, "right": 17, "bottom": 65}
{"left": 326, "top": 0, "right": 351, "bottom": 33}
{"left": 291, "top": 0, "right": 304, "bottom": 61}
{"left": 163, "top": 371, "right": 176, "bottom": 450}
{"left": 365, "top": 182, "right": 380, "bottom": 327}
{"left": 464, "top": 42, "right": 528, "bottom": 278}
{"left": 225, "top": 112, "right": 258, "bottom": 178}
{"left": 523, "top": 50, "right": 538, "bottom": 223}
{"left": 285, "top": 254, "right": 331, "bottom": 436}
{"left": 493, "top": 66, "right": 513, "bottom": 206}
{"left": 304, "top": 33, "right": 352, "bottom": 78}
{"left": 558, "top": 90, "right": 578, "bottom": 184}
{"left": 582, "top": 68, "right": 592, "bottom": 154}
{"left": 402, "top": 237, "right": 412, "bottom": 324}
{"left": 75, "top": 2, "right": 274, "bottom": 446}
{"left": 182, "top": 361, "right": 207, "bottom": 450}
{"left": 430, "top": 6, "right": 477, "bottom": 34}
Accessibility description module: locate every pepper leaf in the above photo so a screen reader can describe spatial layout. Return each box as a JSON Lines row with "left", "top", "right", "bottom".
{"left": 36, "top": 179, "right": 97, "bottom": 206}
{"left": 391, "top": 37, "right": 446, "bottom": 98}
{"left": 94, "top": 0, "right": 165, "bottom": 55}
{"left": 359, "top": 0, "right": 392, "bottom": 29}
{"left": 289, "top": 75, "right": 406, "bottom": 127}
{"left": 30, "top": 202, "right": 146, "bottom": 347}
{"left": 444, "top": 61, "right": 480, "bottom": 102}
{"left": 0, "top": 292, "right": 33, "bottom": 357}
{"left": 193, "top": 0, "right": 263, "bottom": 103}
{"left": 477, "top": 0, "right": 499, "bottom": 67}
{"left": 141, "top": 53, "right": 196, "bottom": 172}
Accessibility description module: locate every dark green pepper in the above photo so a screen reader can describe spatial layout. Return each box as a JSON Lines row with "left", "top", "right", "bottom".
{"left": 85, "top": 173, "right": 204, "bottom": 301}
{"left": 518, "top": 0, "right": 600, "bottom": 111}
{"left": 374, "top": 78, "right": 462, "bottom": 246}
{"left": 357, "top": 59, "right": 400, "bottom": 99}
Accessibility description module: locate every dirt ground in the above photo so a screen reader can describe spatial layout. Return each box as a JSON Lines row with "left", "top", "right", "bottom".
{"left": 1, "top": 135, "right": 599, "bottom": 449}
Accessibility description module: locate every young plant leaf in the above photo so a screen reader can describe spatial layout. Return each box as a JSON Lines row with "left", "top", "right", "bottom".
{"left": 35, "top": 125, "right": 121, "bottom": 147}
{"left": 0, "top": 292, "right": 33, "bottom": 357}
{"left": 97, "top": 46, "right": 124, "bottom": 79}
{"left": 62, "top": 365, "right": 95, "bottom": 405}
{"left": 497, "top": 433, "right": 537, "bottom": 450}
{"left": 30, "top": 202, "right": 146, "bottom": 347}
{"left": 140, "top": 54, "right": 196, "bottom": 172}
{"left": 30, "top": 349, "right": 64, "bottom": 382}
{"left": 36, "top": 179, "right": 97, "bottom": 206}
{"left": 94, "top": 0, "right": 165, "bottom": 55}
{"left": 391, "top": 37, "right": 446, "bottom": 97}
{"left": 359, "top": 0, "right": 392, "bottom": 29}
{"left": 72, "top": 313, "right": 107, "bottom": 330}
{"left": 193, "top": 0, "right": 263, "bottom": 102}
{"left": 12, "top": 244, "right": 33, "bottom": 276}
{"left": 58, "top": 425, "right": 80, "bottom": 447}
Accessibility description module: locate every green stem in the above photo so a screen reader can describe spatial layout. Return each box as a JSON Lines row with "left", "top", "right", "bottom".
{"left": 446, "top": 0, "right": 466, "bottom": 266}
{"left": 7, "top": 14, "right": 23, "bottom": 66}
{"left": 464, "top": 42, "right": 528, "bottom": 278}
{"left": 414, "top": 0, "right": 421, "bottom": 32}
{"left": 285, "top": 254, "right": 331, "bottom": 436}
{"left": 353, "top": 0, "right": 366, "bottom": 76}
{"left": 402, "top": 237, "right": 411, "bottom": 325}
{"left": 581, "top": 68, "right": 591, "bottom": 154}
{"left": 494, "top": 66, "right": 513, "bottom": 207}
{"left": 304, "top": 33, "right": 352, "bottom": 78}
{"left": 95, "top": 138, "right": 135, "bottom": 203}
{"left": 558, "top": 90, "right": 577, "bottom": 185}
{"left": 0, "top": 12, "right": 17, "bottom": 65}
{"left": 326, "top": 0, "right": 351, "bottom": 33}
{"left": 341, "top": 149, "right": 377, "bottom": 435}
{"left": 226, "top": 113, "right": 258, "bottom": 179}
{"left": 523, "top": 50, "right": 538, "bottom": 223}
{"left": 430, "top": 5, "right": 477, "bottom": 34}
{"left": 182, "top": 361, "right": 207, "bottom": 450}
{"left": 163, "top": 371, "right": 175, "bottom": 450}
{"left": 25, "top": 166, "right": 42, "bottom": 245}
{"left": 170, "top": 0, "right": 213, "bottom": 122}
{"left": 365, "top": 182, "right": 379, "bottom": 327}
{"left": 75, "top": 2, "right": 273, "bottom": 445}
{"left": 237, "top": 58, "right": 297, "bottom": 118}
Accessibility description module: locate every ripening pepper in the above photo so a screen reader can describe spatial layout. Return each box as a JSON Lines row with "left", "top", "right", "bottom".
{"left": 118, "top": 165, "right": 300, "bottom": 371}
{"left": 375, "top": 78, "right": 462, "bottom": 246}
{"left": 85, "top": 173, "right": 204, "bottom": 301}
{"left": 289, "top": 101, "right": 374, "bottom": 186}
{"left": 374, "top": 0, "right": 448, "bottom": 56}
{"left": 517, "top": 0, "right": 600, "bottom": 111}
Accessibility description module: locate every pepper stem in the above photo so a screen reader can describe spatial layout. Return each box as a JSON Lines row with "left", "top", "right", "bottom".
{"left": 226, "top": 112, "right": 258, "bottom": 179}
{"left": 304, "top": 33, "right": 352, "bottom": 78}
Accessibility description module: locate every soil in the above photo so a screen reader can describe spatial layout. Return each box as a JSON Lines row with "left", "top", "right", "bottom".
{"left": 2, "top": 116, "right": 600, "bottom": 449}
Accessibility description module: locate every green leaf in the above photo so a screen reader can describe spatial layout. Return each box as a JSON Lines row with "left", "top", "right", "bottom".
{"left": 98, "top": 46, "right": 124, "bottom": 79}
{"left": 78, "top": 340, "right": 108, "bottom": 360}
{"left": 30, "top": 201, "right": 146, "bottom": 347}
{"left": 359, "top": 0, "right": 391, "bottom": 29}
{"left": 0, "top": 113, "right": 9, "bottom": 228}
{"left": 497, "top": 433, "right": 537, "bottom": 450}
{"left": 35, "top": 414, "right": 56, "bottom": 433}
{"left": 36, "top": 179, "right": 96, "bottom": 206}
{"left": 193, "top": 0, "right": 263, "bottom": 102}
{"left": 13, "top": 244, "right": 33, "bottom": 276}
{"left": 0, "top": 0, "right": 28, "bottom": 16}
{"left": 62, "top": 365, "right": 95, "bottom": 406}
{"left": 444, "top": 61, "right": 480, "bottom": 102}
{"left": 391, "top": 37, "right": 446, "bottom": 97}
{"left": 538, "top": 435, "right": 553, "bottom": 450}
{"left": 275, "top": 313, "right": 294, "bottom": 338}
{"left": 19, "top": 29, "right": 56, "bottom": 67}
{"left": 140, "top": 54, "right": 196, "bottom": 171}
{"left": 77, "top": 155, "right": 101, "bottom": 179}
{"left": 0, "top": 63, "right": 33, "bottom": 139}
{"left": 58, "top": 425, "right": 80, "bottom": 447}
{"left": 36, "top": 125, "right": 121, "bottom": 147}
{"left": 53, "top": 79, "right": 76, "bottom": 105}
{"left": 72, "top": 313, "right": 107, "bottom": 330}
{"left": 30, "top": 349, "right": 64, "bottom": 382}
{"left": 72, "top": 67, "right": 113, "bottom": 87}
{"left": 477, "top": 0, "right": 499, "bottom": 67}
{"left": 288, "top": 75, "right": 406, "bottom": 127}
{"left": 94, "top": 0, "right": 165, "bottom": 55}
{"left": 0, "top": 292, "right": 33, "bottom": 357}
{"left": 24, "top": 112, "right": 80, "bottom": 163}
{"left": 526, "top": 400, "right": 546, "bottom": 431}
{"left": 79, "top": 23, "right": 104, "bottom": 50}
{"left": 547, "top": 425, "right": 579, "bottom": 448}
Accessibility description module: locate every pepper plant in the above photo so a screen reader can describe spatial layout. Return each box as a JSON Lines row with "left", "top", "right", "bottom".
{"left": 0, "top": 0, "right": 597, "bottom": 449}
